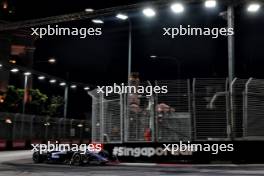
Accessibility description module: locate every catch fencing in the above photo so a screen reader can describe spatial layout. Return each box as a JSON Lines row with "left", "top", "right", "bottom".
{"left": 90, "top": 78, "right": 264, "bottom": 143}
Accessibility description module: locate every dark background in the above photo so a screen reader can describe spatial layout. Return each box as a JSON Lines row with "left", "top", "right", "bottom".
{"left": 0, "top": 0, "right": 263, "bottom": 118}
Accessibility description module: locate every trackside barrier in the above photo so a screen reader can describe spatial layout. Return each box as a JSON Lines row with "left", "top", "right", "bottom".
{"left": 12, "top": 139, "right": 26, "bottom": 148}
{"left": 0, "top": 139, "right": 6, "bottom": 150}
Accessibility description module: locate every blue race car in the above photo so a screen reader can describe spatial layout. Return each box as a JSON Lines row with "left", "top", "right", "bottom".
{"left": 32, "top": 149, "right": 117, "bottom": 166}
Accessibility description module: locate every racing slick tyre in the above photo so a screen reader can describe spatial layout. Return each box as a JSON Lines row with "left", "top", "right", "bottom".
{"left": 71, "top": 153, "right": 82, "bottom": 166}
{"left": 32, "top": 152, "right": 44, "bottom": 163}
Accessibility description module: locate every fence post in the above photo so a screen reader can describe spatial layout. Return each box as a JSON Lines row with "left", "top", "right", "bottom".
{"left": 192, "top": 78, "right": 197, "bottom": 141}
{"left": 150, "top": 94, "right": 155, "bottom": 142}
{"left": 154, "top": 80, "right": 159, "bottom": 142}
{"left": 89, "top": 93, "right": 96, "bottom": 143}
{"left": 100, "top": 92, "right": 104, "bottom": 143}
{"left": 187, "top": 79, "right": 192, "bottom": 140}
{"left": 225, "top": 78, "right": 230, "bottom": 139}
{"left": 120, "top": 93, "right": 124, "bottom": 143}
{"left": 124, "top": 93, "right": 127, "bottom": 142}
{"left": 229, "top": 77, "right": 237, "bottom": 139}
{"left": 244, "top": 78, "right": 253, "bottom": 138}
{"left": 147, "top": 80, "right": 155, "bottom": 142}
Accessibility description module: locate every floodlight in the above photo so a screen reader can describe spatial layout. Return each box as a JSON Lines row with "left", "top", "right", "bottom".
{"left": 171, "top": 3, "right": 184, "bottom": 13}
{"left": 143, "top": 8, "right": 156, "bottom": 17}
{"left": 92, "top": 19, "right": 104, "bottom": 24}
{"left": 116, "top": 13, "right": 128, "bottom": 20}
{"left": 247, "top": 3, "right": 261, "bottom": 12}
{"left": 10, "top": 68, "right": 19, "bottom": 73}
{"left": 205, "top": 0, "right": 217, "bottom": 8}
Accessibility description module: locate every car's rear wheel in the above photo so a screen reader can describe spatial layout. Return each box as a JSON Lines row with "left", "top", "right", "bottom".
{"left": 71, "top": 153, "right": 82, "bottom": 166}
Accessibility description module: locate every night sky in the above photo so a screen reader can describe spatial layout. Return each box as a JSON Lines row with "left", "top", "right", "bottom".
{"left": 1, "top": 0, "right": 263, "bottom": 118}
{"left": 32, "top": 3, "right": 264, "bottom": 82}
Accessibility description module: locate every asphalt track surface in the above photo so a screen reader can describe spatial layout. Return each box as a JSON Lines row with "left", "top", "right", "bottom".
{"left": 1, "top": 151, "right": 264, "bottom": 175}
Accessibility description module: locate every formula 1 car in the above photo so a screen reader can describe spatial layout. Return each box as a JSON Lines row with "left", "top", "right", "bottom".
{"left": 32, "top": 149, "right": 117, "bottom": 166}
